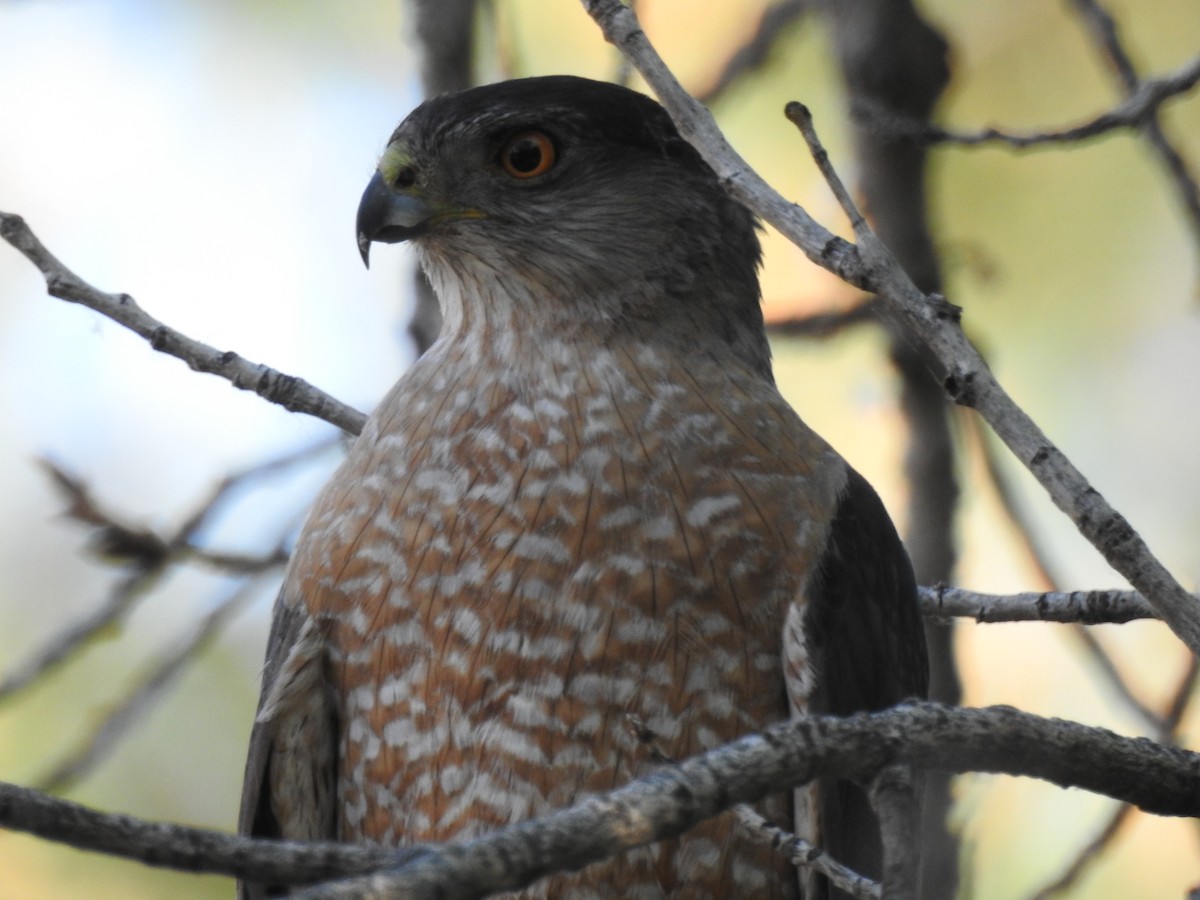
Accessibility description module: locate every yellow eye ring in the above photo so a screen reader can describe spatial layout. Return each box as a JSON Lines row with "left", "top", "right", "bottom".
{"left": 500, "top": 131, "right": 557, "bottom": 178}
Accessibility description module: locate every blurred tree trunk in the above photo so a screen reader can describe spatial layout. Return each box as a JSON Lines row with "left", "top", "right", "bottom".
{"left": 817, "top": 2, "right": 960, "bottom": 896}
{"left": 404, "top": 0, "right": 481, "bottom": 355}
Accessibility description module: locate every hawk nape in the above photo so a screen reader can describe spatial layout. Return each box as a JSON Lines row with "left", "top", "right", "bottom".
{"left": 238, "top": 75, "right": 927, "bottom": 899}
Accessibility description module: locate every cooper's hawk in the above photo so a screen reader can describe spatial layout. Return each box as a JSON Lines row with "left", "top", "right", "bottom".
{"left": 239, "top": 75, "right": 927, "bottom": 898}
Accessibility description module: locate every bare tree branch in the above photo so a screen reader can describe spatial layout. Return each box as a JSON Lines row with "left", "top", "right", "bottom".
{"left": 1029, "top": 653, "right": 1200, "bottom": 898}
{"left": 288, "top": 701, "right": 1200, "bottom": 897}
{"left": 0, "top": 442, "right": 319, "bottom": 705}
{"left": 0, "top": 211, "right": 367, "bottom": 436}
{"left": 1068, "top": 0, "right": 1200, "bottom": 265}
{"left": 733, "top": 804, "right": 880, "bottom": 899}
{"left": 0, "top": 568, "right": 163, "bottom": 703}
{"left": 765, "top": 296, "right": 879, "bottom": 339}
{"left": 857, "top": 53, "right": 1200, "bottom": 149}
{"left": 39, "top": 457, "right": 292, "bottom": 575}
{"left": 579, "top": 0, "right": 1200, "bottom": 657}
{"left": 0, "top": 777, "right": 402, "bottom": 886}
{"left": 870, "top": 766, "right": 920, "bottom": 900}
{"left": 1071, "top": 627, "right": 1164, "bottom": 730}
{"left": 1031, "top": 803, "right": 1135, "bottom": 900}
{"left": 958, "top": 409, "right": 1058, "bottom": 587}
{"left": 957, "top": 409, "right": 1175, "bottom": 749}
{"left": 37, "top": 577, "right": 268, "bottom": 793}
{"left": 4, "top": 703, "right": 1192, "bottom": 898}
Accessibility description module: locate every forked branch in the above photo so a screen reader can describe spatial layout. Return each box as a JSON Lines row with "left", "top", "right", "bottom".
{"left": 580, "top": 0, "right": 1200, "bottom": 658}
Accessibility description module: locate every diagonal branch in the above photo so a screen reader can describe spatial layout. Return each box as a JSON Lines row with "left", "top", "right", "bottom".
{"left": 0, "top": 452, "right": 306, "bottom": 706}
{"left": 958, "top": 410, "right": 1172, "bottom": 736}
{"left": 1028, "top": 653, "right": 1200, "bottom": 898}
{"left": 0, "top": 211, "right": 367, "bottom": 436}
{"left": 695, "top": 0, "right": 810, "bottom": 105}
{"left": 733, "top": 804, "right": 879, "bottom": 899}
{"left": 0, "top": 568, "right": 163, "bottom": 703}
{"left": 36, "top": 577, "right": 268, "bottom": 793}
{"left": 1028, "top": 802, "right": 1136, "bottom": 900}
{"left": 1070, "top": 626, "right": 1164, "bottom": 732}
{"left": 580, "top": 0, "right": 1200, "bottom": 657}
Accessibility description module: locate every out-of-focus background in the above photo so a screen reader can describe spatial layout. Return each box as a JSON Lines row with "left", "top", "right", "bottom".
{"left": 0, "top": 1, "right": 1197, "bottom": 897}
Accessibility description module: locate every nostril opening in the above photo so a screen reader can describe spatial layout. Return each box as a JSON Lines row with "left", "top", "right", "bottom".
{"left": 394, "top": 166, "right": 417, "bottom": 189}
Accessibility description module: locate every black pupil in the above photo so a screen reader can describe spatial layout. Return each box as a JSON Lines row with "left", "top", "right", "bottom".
{"left": 507, "top": 137, "right": 544, "bottom": 173}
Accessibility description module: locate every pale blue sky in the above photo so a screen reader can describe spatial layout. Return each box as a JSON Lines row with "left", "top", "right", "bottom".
{"left": 0, "top": 2, "right": 424, "bottom": 617}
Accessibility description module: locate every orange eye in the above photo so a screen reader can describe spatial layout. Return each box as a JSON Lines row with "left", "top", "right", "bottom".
{"left": 500, "top": 131, "right": 556, "bottom": 178}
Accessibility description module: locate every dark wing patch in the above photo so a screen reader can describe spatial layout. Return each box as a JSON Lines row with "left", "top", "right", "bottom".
{"left": 803, "top": 467, "right": 928, "bottom": 898}
{"left": 805, "top": 467, "right": 928, "bottom": 711}
{"left": 237, "top": 598, "right": 339, "bottom": 899}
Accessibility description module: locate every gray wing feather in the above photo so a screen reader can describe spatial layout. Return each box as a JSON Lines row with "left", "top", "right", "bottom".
{"left": 237, "top": 598, "right": 339, "bottom": 899}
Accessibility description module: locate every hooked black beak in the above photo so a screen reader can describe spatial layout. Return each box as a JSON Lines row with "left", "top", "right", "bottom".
{"left": 355, "top": 170, "right": 437, "bottom": 268}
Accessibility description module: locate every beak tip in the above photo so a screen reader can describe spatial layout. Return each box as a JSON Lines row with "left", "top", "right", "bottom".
{"left": 357, "top": 233, "right": 371, "bottom": 269}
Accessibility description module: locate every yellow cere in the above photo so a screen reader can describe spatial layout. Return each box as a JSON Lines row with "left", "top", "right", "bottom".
{"left": 378, "top": 143, "right": 415, "bottom": 187}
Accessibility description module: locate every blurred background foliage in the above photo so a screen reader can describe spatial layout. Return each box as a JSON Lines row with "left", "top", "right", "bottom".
{"left": 0, "top": 1, "right": 1197, "bottom": 897}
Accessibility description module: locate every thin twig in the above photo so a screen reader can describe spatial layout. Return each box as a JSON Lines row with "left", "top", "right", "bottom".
{"left": 733, "top": 804, "right": 879, "bottom": 900}
{"left": 1163, "top": 653, "right": 1200, "bottom": 726}
{"left": 785, "top": 101, "right": 869, "bottom": 234}
{"left": 1070, "top": 627, "right": 1164, "bottom": 732}
{"left": 960, "top": 410, "right": 1169, "bottom": 733}
{"left": 766, "top": 297, "right": 880, "bottom": 339}
{"left": 696, "top": 0, "right": 810, "bottom": 106}
{"left": 178, "top": 435, "right": 344, "bottom": 538}
{"left": 1028, "top": 654, "right": 1200, "bottom": 898}
{"left": 1068, "top": 0, "right": 1200, "bottom": 266}
{"left": 918, "top": 585, "right": 1158, "bottom": 624}
{"left": 630, "top": 713, "right": 878, "bottom": 894}
{"left": 0, "top": 569, "right": 163, "bottom": 703}
{"left": 37, "top": 577, "right": 268, "bottom": 793}
{"left": 857, "top": 54, "right": 1200, "bottom": 150}
{"left": 1029, "top": 802, "right": 1136, "bottom": 900}
{"left": 0, "top": 211, "right": 367, "bottom": 435}
{"left": 0, "top": 439, "right": 327, "bottom": 704}
{"left": 958, "top": 409, "right": 1058, "bottom": 588}
{"left": 184, "top": 546, "right": 289, "bottom": 573}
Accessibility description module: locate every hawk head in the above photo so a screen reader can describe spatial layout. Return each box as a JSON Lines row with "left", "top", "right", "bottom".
{"left": 356, "top": 76, "right": 769, "bottom": 375}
